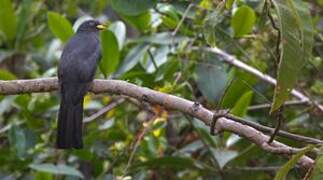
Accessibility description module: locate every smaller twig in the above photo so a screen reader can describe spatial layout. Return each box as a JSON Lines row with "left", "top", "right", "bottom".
{"left": 248, "top": 100, "right": 308, "bottom": 110}
{"left": 303, "top": 166, "right": 314, "bottom": 180}
{"left": 268, "top": 106, "right": 284, "bottom": 143}
{"left": 184, "top": 115, "right": 219, "bottom": 167}
{"left": 200, "top": 47, "right": 323, "bottom": 112}
{"left": 215, "top": 112, "right": 323, "bottom": 144}
{"left": 83, "top": 98, "right": 125, "bottom": 123}
{"left": 172, "top": 3, "right": 193, "bottom": 36}
{"left": 266, "top": 0, "right": 281, "bottom": 63}
{"left": 123, "top": 118, "right": 154, "bottom": 176}
{"left": 225, "top": 166, "right": 280, "bottom": 172}
{"left": 261, "top": 142, "right": 299, "bottom": 154}
{"left": 153, "top": 7, "right": 169, "bottom": 17}
{"left": 123, "top": 95, "right": 160, "bottom": 175}
{"left": 141, "top": 94, "right": 156, "bottom": 116}
{"left": 218, "top": 77, "right": 237, "bottom": 109}
{"left": 147, "top": 48, "right": 159, "bottom": 71}
{"left": 173, "top": 72, "right": 182, "bottom": 85}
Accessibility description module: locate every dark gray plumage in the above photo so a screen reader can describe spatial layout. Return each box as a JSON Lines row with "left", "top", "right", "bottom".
{"left": 57, "top": 20, "right": 105, "bottom": 149}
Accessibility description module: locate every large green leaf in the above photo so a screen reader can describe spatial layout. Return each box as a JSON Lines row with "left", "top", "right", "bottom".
{"left": 226, "top": 0, "right": 235, "bottom": 9}
{"left": 121, "top": 11, "right": 151, "bottom": 32}
{"left": 274, "top": 145, "right": 314, "bottom": 180}
{"left": 8, "top": 124, "right": 27, "bottom": 158}
{"left": 141, "top": 46, "right": 170, "bottom": 73}
{"left": 211, "top": 148, "right": 238, "bottom": 169}
{"left": 155, "top": 57, "right": 180, "bottom": 82}
{"left": 29, "top": 164, "right": 83, "bottom": 178}
{"left": 271, "top": 0, "right": 314, "bottom": 112}
{"left": 0, "top": 0, "right": 17, "bottom": 41}
{"left": 0, "top": 69, "right": 16, "bottom": 80}
{"left": 35, "top": 172, "right": 53, "bottom": 180}
{"left": 109, "top": 21, "right": 126, "bottom": 50}
{"left": 196, "top": 59, "right": 228, "bottom": 103}
{"left": 132, "top": 157, "right": 199, "bottom": 171}
{"left": 221, "top": 69, "right": 258, "bottom": 109}
{"left": 8, "top": 124, "right": 35, "bottom": 159}
{"left": 231, "top": 5, "right": 256, "bottom": 37}
{"left": 230, "top": 91, "right": 253, "bottom": 117}
{"left": 99, "top": 30, "right": 120, "bottom": 77}
{"left": 115, "top": 43, "right": 149, "bottom": 76}
{"left": 133, "top": 32, "right": 189, "bottom": 45}
{"left": 203, "top": 11, "right": 224, "bottom": 47}
{"left": 111, "top": 0, "right": 157, "bottom": 16}
{"left": 15, "top": 0, "right": 33, "bottom": 46}
{"left": 192, "top": 118, "right": 218, "bottom": 147}
{"left": 47, "top": 11, "right": 74, "bottom": 42}
{"left": 310, "top": 152, "right": 323, "bottom": 180}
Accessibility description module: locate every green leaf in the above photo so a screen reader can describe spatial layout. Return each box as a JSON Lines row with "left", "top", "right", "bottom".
{"left": 15, "top": 0, "right": 33, "bottom": 46}
{"left": 158, "top": 4, "right": 180, "bottom": 30}
{"left": 109, "top": 21, "right": 126, "bottom": 50}
{"left": 99, "top": 30, "right": 120, "bottom": 77}
{"left": 132, "top": 157, "right": 199, "bottom": 171}
{"left": 111, "top": 0, "right": 157, "bottom": 16}
{"left": 8, "top": 124, "right": 27, "bottom": 158}
{"left": 0, "top": 69, "right": 16, "bottom": 80}
{"left": 29, "top": 164, "right": 83, "bottom": 178}
{"left": 121, "top": 11, "right": 151, "bottom": 32}
{"left": 192, "top": 118, "right": 218, "bottom": 147}
{"left": 311, "top": 80, "right": 323, "bottom": 95}
{"left": 35, "top": 172, "right": 53, "bottom": 180}
{"left": 155, "top": 58, "right": 180, "bottom": 82}
{"left": 311, "top": 153, "right": 323, "bottom": 180}
{"left": 211, "top": 148, "right": 238, "bottom": 169}
{"left": 47, "top": 11, "right": 74, "bottom": 42}
{"left": 226, "top": 0, "right": 235, "bottom": 9}
{"left": 203, "top": 11, "right": 224, "bottom": 47}
{"left": 221, "top": 69, "right": 258, "bottom": 109}
{"left": 271, "top": 0, "right": 314, "bottom": 112}
{"left": 133, "top": 32, "right": 189, "bottom": 45}
{"left": 0, "top": 0, "right": 17, "bottom": 41}
{"left": 231, "top": 5, "right": 256, "bottom": 37}
{"left": 274, "top": 145, "right": 314, "bottom": 180}
{"left": 196, "top": 59, "right": 228, "bottom": 103}
{"left": 115, "top": 43, "right": 149, "bottom": 77}
{"left": 196, "top": 57, "right": 227, "bottom": 102}
{"left": 141, "top": 46, "right": 169, "bottom": 73}
{"left": 230, "top": 91, "right": 253, "bottom": 117}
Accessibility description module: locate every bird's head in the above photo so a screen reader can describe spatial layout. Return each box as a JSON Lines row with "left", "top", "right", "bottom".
{"left": 77, "top": 20, "right": 106, "bottom": 33}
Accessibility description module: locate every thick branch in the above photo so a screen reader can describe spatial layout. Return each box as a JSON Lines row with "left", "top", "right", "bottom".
{"left": 0, "top": 78, "right": 315, "bottom": 170}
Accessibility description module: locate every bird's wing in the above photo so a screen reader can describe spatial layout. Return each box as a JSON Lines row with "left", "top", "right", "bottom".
{"left": 59, "top": 33, "right": 100, "bottom": 83}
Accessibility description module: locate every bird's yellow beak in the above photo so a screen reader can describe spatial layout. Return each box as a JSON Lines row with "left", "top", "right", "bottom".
{"left": 96, "top": 24, "right": 107, "bottom": 30}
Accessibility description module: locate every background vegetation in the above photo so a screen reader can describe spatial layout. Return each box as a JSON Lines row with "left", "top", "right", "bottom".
{"left": 0, "top": 0, "right": 322, "bottom": 179}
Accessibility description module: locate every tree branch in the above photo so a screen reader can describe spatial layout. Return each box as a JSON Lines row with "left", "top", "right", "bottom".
{"left": 201, "top": 47, "right": 323, "bottom": 112}
{"left": 221, "top": 114, "right": 323, "bottom": 145}
{"left": 0, "top": 78, "right": 315, "bottom": 170}
{"left": 248, "top": 100, "right": 311, "bottom": 110}
{"left": 84, "top": 98, "right": 125, "bottom": 123}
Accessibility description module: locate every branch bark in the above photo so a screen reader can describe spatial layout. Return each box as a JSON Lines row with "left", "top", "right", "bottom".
{"left": 0, "top": 78, "right": 315, "bottom": 170}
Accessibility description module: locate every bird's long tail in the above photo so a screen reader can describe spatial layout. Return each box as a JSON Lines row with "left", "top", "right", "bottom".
{"left": 57, "top": 84, "right": 86, "bottom": 149}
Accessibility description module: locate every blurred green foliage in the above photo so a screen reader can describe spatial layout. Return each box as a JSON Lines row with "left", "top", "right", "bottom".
{"left": 0, "top": 0, "right": 322, "bottom": 179}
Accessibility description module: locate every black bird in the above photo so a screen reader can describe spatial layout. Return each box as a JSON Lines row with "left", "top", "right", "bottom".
{"left": 57, "top": 20, "right": 106, "bottom": 149}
